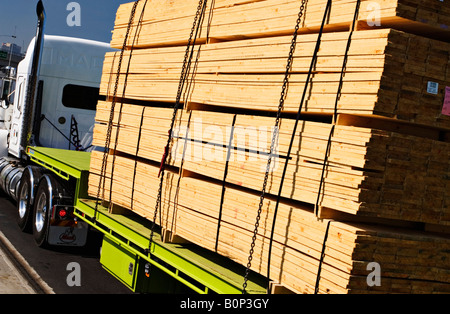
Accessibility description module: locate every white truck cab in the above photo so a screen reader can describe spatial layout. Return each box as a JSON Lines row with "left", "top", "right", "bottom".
{"left": 8, "top": 35, "right": 111, "bottom": 158}
{"left": 0, "top": 0, "right": 113, "bottom": 248}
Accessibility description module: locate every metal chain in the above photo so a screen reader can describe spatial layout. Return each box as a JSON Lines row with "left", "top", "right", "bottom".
{"left": 94, "top": 1, "right": 139, "bottom": 216}
{"left": 161, "top": 0, "right": 208, "bottom": 172}
{"left": 149, "top": 0, "right": 209, "bottom": 252}
{"left": 242, "top": 0, "right": 308, "bottom": 293}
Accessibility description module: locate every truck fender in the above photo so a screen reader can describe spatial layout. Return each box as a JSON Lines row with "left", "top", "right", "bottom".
{"left": 23, "top": 165, "right": 48, "bottom": 206}
{"left": 35, "top": 173, "right": 73, "bottom": 229}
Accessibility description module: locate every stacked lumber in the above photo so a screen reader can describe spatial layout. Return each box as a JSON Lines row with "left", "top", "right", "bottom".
{"left": 94, "top": 101, "right": 450, "bottom": 226}
{"left": 176, "top": 176, "right": 450, "bottom": 294}
{"left": 88, "top": 151, "right": 178, "bottom": 225}
{"left": 102, "top": 28, "right": 450, "bottom": 128}
{"left": 111, "top": 0, "right": 450, "bottom": 49}
{"left": 88, "top": 151, "right": 450, "bottom": 294}
{"left": 88, "top": 0, "right": 450, "bottom": 293}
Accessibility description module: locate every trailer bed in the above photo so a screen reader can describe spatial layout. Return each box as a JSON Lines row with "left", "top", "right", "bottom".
{"left": 27, "top": 146, "right": 267, "bottom": 294}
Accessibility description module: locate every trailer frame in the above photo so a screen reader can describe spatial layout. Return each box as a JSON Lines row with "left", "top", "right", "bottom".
{"left": 26, "top": 146, "right": 267, "bottom": 294}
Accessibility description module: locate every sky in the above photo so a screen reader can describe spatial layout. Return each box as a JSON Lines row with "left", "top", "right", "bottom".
{"left": 0, "top": 0, "right": 132, "bottom": 53}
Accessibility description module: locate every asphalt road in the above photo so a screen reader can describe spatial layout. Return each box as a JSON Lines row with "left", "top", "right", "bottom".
{"left": 0, "top": 192, "right": 133, "bottom": 294}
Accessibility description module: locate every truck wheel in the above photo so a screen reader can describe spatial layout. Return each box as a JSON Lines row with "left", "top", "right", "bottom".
{"left": 33, "top": 176, "right": 53, "bottom": 247}
{"left": 17, "top": 170, "right": 33, "bottom": 232}
{"left": 17, "top": 167, "right": 44, "bottom": 233}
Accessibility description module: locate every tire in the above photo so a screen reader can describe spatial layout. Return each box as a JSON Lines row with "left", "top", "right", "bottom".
{"left": 17, "top": 169, "right": 33, "bottom": 232}
{"left": 33, "top": 176, "right": 53, "bottom": 247}
{"left": 17, "top": 167, "right": 45, "bottom": 233}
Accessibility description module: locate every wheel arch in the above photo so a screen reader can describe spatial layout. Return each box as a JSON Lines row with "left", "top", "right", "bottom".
{"left": 36, "top": 172, "right": 73, "bottom": 226}
{"left": 23, "top": 165, "right": 47, "bottom": 206}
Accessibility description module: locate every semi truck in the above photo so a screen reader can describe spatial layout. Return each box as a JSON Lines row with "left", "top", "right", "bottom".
{"left": 0, "top": 0, "right": 266, "bottom": 294}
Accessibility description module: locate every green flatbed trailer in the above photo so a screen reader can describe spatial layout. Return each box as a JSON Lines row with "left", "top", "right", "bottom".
{"left": 26, "top": 146, "right": 267, "bottom": 294}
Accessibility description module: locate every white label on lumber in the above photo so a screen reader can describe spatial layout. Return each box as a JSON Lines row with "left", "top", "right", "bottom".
{"left": 427, "top": 81, "right": 439, "bottom": 95}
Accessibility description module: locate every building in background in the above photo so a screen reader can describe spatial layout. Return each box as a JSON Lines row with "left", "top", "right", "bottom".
{"left": 0, "top": 42, "right": 24, "bottom": 77}
{"left": 1, "top": 43, "right": 21, "bottom": 55}
{"left": 0, "top": 42, "right": 23, "bottom": 106}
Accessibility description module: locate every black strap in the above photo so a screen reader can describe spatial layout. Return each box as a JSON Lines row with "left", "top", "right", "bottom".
{"left": 314, "top": 124, "right": 335, "bottom": 216}
{"left": 149, "top": 0, "right": 210, "bottom": 253}
{"left": 131, "top": 106, "right": 146, "bottom": 210}
{"left": 315, "top": 0, "right": 361, "bottom": 217}
{"left": 263, "top": 0, "right": 334, "bottom": 294}
{"left": 93, "top": 0, "right": 146, "bottom": 220}
{"left": 314, "top": 220, "right": 331, "bottom": 294}
{"left": 168, "top": 110, "right": 193, "bottom": 237}
{"left": 108, "top": 1, "right": 149, "bottom": 204}
{"left": 242, "top": 0, "right": 310, "bottom": 294}
{"left": 107, "top": 102, "right": 122, "bottom": 203}
{"left": 314, "top": 0, "right": 361, "bottom": 293}
{"left": 94, "top": 46, "right": 116, "bottom": 199}
{"left": 215, "top": 114, "right": 237, "bottom": 252}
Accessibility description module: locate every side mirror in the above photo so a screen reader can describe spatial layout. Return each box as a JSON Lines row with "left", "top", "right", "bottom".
{"left": 1, "top": 99, "right": 9, "bottom": 109}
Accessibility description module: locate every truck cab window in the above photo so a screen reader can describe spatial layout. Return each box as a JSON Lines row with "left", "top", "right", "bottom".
{"left": 1, "top": 80, "right": 10, "bottom": 100}
{"left": 62, "top": 84, "right": 105, "bottom": 111}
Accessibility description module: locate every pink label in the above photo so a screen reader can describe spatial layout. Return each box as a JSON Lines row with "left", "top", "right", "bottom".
{"left": 442, "top": 87, "right": 450, "bottom": 116}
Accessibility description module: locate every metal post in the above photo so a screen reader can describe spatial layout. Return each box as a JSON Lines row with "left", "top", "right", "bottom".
{"left": 7, "top": 35, "right": 17, "bottom": 78}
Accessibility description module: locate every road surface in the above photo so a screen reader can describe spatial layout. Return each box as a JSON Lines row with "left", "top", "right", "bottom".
{"left": 0, "top": 238, "right": 37, "bottom": 294}
{"left": 0, "top": 192, "right": 133, "bottom": 294}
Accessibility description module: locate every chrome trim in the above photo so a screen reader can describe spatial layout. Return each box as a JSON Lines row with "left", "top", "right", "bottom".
{"left": 0, "top": 162, "right": 24, "bottom": 200}
{"left": 18, "top": 180, "right": 29, "bottom": 219}
{"left": 35, "top": 174, "right": 53, "bottom": 234}
{"left": 25, "top": 167, "right": 37, "bottom": 205}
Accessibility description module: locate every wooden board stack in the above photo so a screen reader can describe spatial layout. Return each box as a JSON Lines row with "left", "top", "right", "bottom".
{"left": 93, "top": 102, "right": 450, "bottom": 226}
{"left": 89, "top": 151, "right": 450, "bottom": 294}
{"left": 111, "top": 0, "right": 450, "bottom": 48}
{"left": 89, "top": 0, "right": 450, "bottom": 293}
{"left": 102, "top": 28, "right": 450, "bottom": 128}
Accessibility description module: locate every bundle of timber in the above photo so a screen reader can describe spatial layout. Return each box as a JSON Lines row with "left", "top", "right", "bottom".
{"left": 88, "top": 151, "right": 450, "bottom": 294}
{"left": 111, "top": 0, "right": 450, "bottom": 49}
{"left": 88, "top": 150, "right": 179, "bottom": 222}
{"left": 102, "top": 28, "right": 450, "bottom": 128}
{"left": 88, "top": 0, "right": 450, "bottom": 293}
{"left": 93, "top": 101, "right": 450, "bottom": 226}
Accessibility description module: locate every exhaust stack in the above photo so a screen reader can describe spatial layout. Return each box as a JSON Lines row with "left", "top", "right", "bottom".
{"left": 18, "top": 0, "right": 46, "bottom": 159}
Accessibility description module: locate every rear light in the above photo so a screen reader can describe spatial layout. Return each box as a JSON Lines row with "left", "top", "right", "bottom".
{"left": 53, "top": 205, "right": 73, "bottom": 220}
{"left": 59, "top": 208, "right": 68, "bottom": 218}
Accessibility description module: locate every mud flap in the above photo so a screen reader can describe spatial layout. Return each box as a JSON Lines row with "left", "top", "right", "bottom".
{"left": 47, "top": 221, "right": 88, "bottom": 247}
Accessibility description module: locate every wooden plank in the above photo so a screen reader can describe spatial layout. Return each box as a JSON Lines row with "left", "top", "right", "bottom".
{"left": 87, "top": 151, "right": 450, "bottom": 294}
{"left": 102, "top": 29, "right": 450, "bottom": 128}
{"left": 110, "top": 0, "right": 450, "bottom": 49}
{"left": 92, "top": 100, "right": 450, "bottom": 226}
{"left": 90, "top": 0, "right": 450, "bottom": 293}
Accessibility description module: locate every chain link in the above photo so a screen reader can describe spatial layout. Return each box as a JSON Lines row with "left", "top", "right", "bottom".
{"left": 94, "top": 1, "right": 139, "bottom": 214}
{"left": 242, "top": 0, "right": 308, "bottom": 294}
{"left": 149, "top": 0, "right": 209, "bottom": 251}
